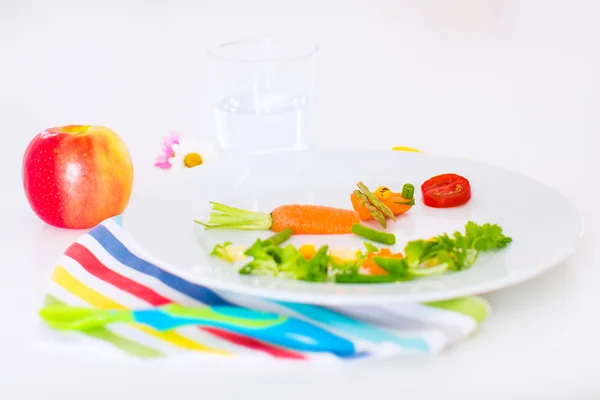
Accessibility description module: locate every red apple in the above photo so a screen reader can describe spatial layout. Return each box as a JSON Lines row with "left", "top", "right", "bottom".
{"left": 22, "top": 125, "right": 134, "bottom": 229}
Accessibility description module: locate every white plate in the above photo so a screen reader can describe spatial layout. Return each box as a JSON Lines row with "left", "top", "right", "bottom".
{"left": 122, "top": 150, "right": 584, "bottom": 305}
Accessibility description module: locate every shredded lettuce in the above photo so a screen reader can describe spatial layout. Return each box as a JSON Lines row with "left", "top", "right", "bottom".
{"left": 211, "top": 221, "right": 512, "bottom": 283}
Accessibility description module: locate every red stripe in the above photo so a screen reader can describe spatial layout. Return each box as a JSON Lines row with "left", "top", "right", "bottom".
{"left": 65, "top": 243, "right": 172, "bottom": 306}
{"left": 202, "top": 328, "right": 306, "bottom": 359}
{"left": 65, "top": 242, "right": 305, "bottom": 359}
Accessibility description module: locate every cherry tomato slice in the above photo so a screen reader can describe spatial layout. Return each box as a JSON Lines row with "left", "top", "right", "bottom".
{"left": 421, "top": 173, "right": 471, "bottom": 208}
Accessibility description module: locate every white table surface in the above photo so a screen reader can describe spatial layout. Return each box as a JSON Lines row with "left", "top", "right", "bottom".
{"left": 1, "top": 0, "right": 598, "bottom": 398}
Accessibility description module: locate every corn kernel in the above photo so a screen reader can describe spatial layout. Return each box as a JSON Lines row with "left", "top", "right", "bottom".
{"left": 375, "top": 186, "right": 392, "bottom": 200}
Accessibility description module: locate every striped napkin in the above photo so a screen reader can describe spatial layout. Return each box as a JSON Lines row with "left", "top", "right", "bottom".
{"left": 40, "top": 216, "right": 490, "bottom": 362}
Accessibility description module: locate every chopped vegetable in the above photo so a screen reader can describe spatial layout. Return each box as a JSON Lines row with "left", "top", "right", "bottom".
{"left": 329, "top": 247, "right": 359, "bottom": 263}
{"left": 403, "top": 221, "right": 512, "bottom": 272}
{"left": 303, "top": 246, "right": 331, "bottom": 282}
{"left": 298, "top": 244, "right": 316, "bottom": 260}
{"left": 357, "top": 182, "right": 396, "bottom": 222}
{"left": 364, "top": 242, "right": 379, "bottom": 253}
{"left": 352, "top": 189, "right": 387, "bottom": 228}
{"left": 360, "top": 248, "right": 403, "bottom": 276}
{"left": 351, "top": 223, "right": 396, "bottom": 245}
{"left": 197, "top": 202, "right": 359, "bottom": 235}
{"left": 372, "top": 256, "right": 408, "bottom": 277}
{"left": 210, "top": 242, "right": 235, "bottom": 263}
{"left": 375, "top": 186, "right": 392, "bottom": 200}
{"left": 401, "top": 183, "right": 415, "bottom": 199}
{"left": 212, "top": 221, "right": 511, "bottom": 284}
{"left": 360, "top": 259, "right": 388, "bottom": 276}
{"left": 334, "top": 274, "right": 398, "bottom": 283}
{"left": 421, "top": 173, "right": 471, "bottom": 208}
{"left": 329, "top": 259, "right": 363, "bottom": 278}
{"left": 278, "top": 245, "right": 313, "bottom": 280}
{"left": 351, "top": 183, "right": 415, "bottom": 225}
{"left": 263, "top": 228, "right": 293, "bottom": 245}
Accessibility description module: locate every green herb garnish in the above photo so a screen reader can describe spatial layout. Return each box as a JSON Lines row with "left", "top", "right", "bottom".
{"left": 403, "top": 221, "right": 512, "bottom": 272}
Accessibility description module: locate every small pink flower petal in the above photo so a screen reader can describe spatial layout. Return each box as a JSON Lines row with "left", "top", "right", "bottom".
{"left": 154, "top": 160, "right": 173, "bottom": 169}
{"left": 154, "top": 131, "right": 182, "bottom": 169}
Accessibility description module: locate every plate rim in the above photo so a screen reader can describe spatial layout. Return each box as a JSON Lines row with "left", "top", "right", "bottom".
{"left": 121, "top": 149, "right": 586, "bottom": 305}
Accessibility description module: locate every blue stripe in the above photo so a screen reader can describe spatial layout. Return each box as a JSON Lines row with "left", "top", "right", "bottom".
{"left": 277, "top": 302, "right": 430, "bottom": 352}
{"left": 90, "top": 219, "right": 428, "bottom": 356}
{"left": 88, "top": 224, "right": 232, "bottom": 307}
{"left": 133, "top": 308, "right": 356, "bottom": 356}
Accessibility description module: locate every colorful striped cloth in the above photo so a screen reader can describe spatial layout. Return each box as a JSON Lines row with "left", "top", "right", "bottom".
{"left": 40, "top": 216, "right": 490, "bottom": 362}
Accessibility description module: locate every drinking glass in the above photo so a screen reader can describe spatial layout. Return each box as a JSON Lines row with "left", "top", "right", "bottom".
{"left": 207, "top": 38, "right": 318, "bottom": 155}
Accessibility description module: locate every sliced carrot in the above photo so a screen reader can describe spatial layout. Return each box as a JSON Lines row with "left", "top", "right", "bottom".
{"left": 361, "top": 248, "right": 403, "bottom": 275}
{"left": 383, "top": 194, "right": 413, "bottom": 216}
{"left": 350, "top": 193, "right": 372, "bottom": 221}
{"left": 271, "top": 205, "right": 360, "bottom": 234}
{"left": 362, "top": 258, "right": 389, "bottom": 276}
{"left": 378, "top": 248, "right": 392, "bottom": 256}
{"left": 351, "top": 191, "right": 413, "bottom": 222}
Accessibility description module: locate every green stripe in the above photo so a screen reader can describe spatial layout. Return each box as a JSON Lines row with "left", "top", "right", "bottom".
{"left": 424, "top": 296, "right": 490, "bottom": 324}
{"left": 43, "top": 295, "right": 164, "bottom": 359}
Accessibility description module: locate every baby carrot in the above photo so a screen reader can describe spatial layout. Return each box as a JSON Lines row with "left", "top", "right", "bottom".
{"left": 271, "top": 205, "right": 359, "bottom": 234}
{"left": 197, "top": 202, "right": 360, "bottom": 235}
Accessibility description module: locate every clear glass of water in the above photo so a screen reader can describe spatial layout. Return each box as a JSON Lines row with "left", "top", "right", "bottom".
{"left": 208, "top": 38, "right": 318, "bottom": 155}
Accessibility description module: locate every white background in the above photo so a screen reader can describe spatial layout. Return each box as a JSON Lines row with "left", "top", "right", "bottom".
{"left": 0, "top": 0, "right": 598, "bottom": 398}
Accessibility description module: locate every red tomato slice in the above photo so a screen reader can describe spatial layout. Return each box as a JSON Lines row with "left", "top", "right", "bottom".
{"left": 421, "top": 173, "right": 471, "bottom": 208}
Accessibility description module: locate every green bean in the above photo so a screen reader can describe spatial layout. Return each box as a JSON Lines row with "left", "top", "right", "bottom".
{"left": 351, "top": 224, "right": 396, "bottom": 245}
{"left": 263, "top": 228, "right": 293, "bottom": 245}
{"left": 401, "top": 183, "right": 415, "bottom": 199}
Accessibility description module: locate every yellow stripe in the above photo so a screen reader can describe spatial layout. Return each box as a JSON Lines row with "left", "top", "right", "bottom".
{"left": 51, "top": 265, "right": 230, "bottom": 356}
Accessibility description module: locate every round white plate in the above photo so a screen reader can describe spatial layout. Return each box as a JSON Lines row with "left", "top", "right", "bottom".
{"left": 122, "top": 150, "right": 584, "bottom": 305}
